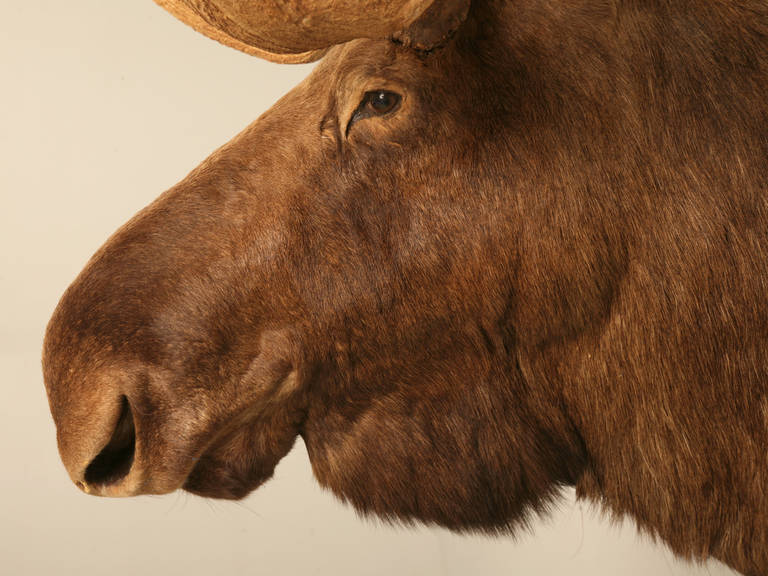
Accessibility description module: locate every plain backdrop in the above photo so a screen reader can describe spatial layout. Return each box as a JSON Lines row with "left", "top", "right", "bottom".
{"left": 0, "top": 2, "right": 739, "bottom": 575}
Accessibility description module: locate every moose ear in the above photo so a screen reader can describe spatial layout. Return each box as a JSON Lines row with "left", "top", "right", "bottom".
{"left": 153, "top": 0, "right": 471, "bottom": 64}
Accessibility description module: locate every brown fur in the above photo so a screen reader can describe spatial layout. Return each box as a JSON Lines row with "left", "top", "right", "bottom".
{"left": 43, "top": 1, "right": 768, "bottom": 574}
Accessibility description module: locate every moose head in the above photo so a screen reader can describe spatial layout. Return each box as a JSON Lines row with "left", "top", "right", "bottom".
{"left": 43, "top": 1, "right": 768, "bottom": 574}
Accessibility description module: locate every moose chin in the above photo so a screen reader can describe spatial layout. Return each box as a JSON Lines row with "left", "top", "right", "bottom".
{"left": 43, "top": 1, "right": 768, "bottom": 574}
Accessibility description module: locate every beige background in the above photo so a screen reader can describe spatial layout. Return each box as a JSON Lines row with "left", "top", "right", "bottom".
{"left": 0, "top": 2, "right": 738, "bottom": 575}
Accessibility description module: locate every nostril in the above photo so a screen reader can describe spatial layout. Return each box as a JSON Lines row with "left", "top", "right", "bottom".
{"left": 84, "top": 396, "right": 136, "bottom": 487}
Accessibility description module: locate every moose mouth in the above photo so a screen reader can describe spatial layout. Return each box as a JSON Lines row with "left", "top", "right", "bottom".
{"left": 181, "top": 426, "right": 274, "bottom": 500}
{"left": 83, "top": 396, "right": 136, "bottom": 489}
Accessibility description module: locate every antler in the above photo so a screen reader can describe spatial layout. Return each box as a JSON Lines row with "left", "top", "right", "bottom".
{"left": 154, "top": 0, "right": 470, "bottom": 63}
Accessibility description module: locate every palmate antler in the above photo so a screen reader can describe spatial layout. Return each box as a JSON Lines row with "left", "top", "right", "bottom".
{"left": 154, "top": 0, "right": 470, "bottom": 62}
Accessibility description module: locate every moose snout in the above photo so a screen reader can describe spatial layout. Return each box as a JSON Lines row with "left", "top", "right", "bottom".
{"left": 44, "top": 358, "right": 193, "bottom": 498}
{"left": 55, "top": 389, "right": 143, "bottom": 497}
{"left": 42, "top": 331, "right": 162, "bottom": 498}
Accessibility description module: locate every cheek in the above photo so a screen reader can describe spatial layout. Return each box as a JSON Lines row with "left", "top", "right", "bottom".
{"left": 347, "top": 116, "right": 412, "bottom": 148}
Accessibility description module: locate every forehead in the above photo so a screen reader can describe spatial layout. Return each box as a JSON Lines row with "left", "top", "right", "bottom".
{"left": 318, "top": 38, "right": 438, "bottom": 89}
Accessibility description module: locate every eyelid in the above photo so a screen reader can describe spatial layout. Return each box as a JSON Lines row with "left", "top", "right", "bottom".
{"left": 345, "top": 90, "right": 403, "bottom": 137}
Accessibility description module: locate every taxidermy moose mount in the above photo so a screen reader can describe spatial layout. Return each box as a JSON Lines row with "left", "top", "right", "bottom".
{"left": 43, "top": 0, "right": 767, "bottom": 574}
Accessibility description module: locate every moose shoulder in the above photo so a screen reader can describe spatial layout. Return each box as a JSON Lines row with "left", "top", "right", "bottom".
{"left": 42, "top": 1, "right": 768, "bottom": 574}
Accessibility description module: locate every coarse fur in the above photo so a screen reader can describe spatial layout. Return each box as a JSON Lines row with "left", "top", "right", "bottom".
{"left": 43, "top": 1, "right": 768, "bottom": 574}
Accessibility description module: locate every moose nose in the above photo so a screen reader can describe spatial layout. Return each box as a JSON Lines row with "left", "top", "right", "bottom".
{"left": 62, "top": 394, "right": 143, "bottom": 497}
{"left": 78, "top": 396, "right": 137, "bottom": 494}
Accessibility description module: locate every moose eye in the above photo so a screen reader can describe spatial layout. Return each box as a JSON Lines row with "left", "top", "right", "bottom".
{"left": 347, "top": 90, "right": 402, "bottom": 134}
{"left": 367, "top": 91, "right": 400, "bottom": 114}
